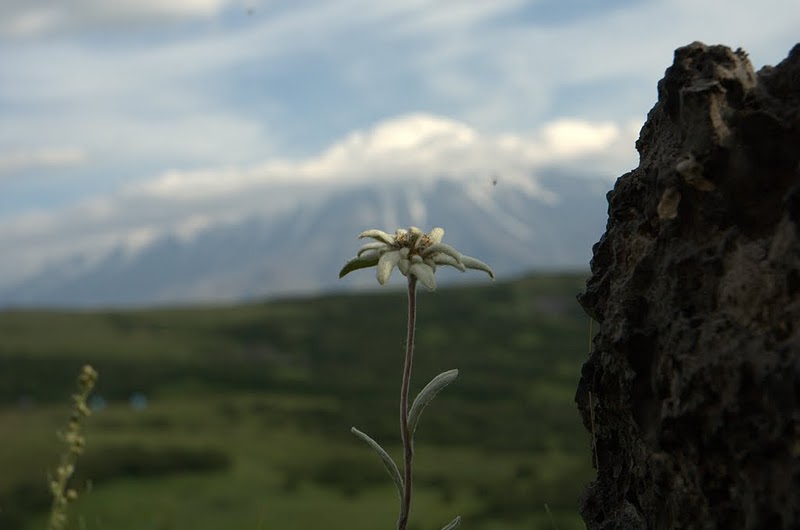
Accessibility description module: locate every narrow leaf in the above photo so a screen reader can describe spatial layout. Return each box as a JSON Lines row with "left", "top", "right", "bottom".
{"left": 358, "top": 229, "right": 395, "bottom": 245}
{"left": 376, "top": 250, "right": 403, "bottom": 285}
{"left": 409, "top": 262, "right": 437, "bottom": 290}
{"left": 357, "top": 241, "right": 389, "bottom": 257}
{"left": 431, "top": 253, "right": 466, "bottom": 272}
{"left": 398, "top": 258, "right": 410, "bottom": 276}
{"left": 408, "top": 226, "right": 424, "bottom": 248}
{"left": 427, "top": 227, "right": 445, "bottom": 244}
{"left": 421, "top": 242, "right": 462, "bottom": 263}
{"left": 441, "top": 516, "right": 462, "bottom": 529}
{"left": 408, "top": 369, "right": 458, "bottom": 437}
{"left": 423, "top": 257, "right": 437, "bottom": 272}
{"left": 350, "top": 427, "right": 404, "bottom": 504}
{"left": 339, "top": 254, "right": 379, "bottom": 278}
{"left": 460, "top": 254, "right": 495, "bottom": 279}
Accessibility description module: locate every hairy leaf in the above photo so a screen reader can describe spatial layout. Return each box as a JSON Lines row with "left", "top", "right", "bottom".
{"left": 409, "top": 262, "right": 437, "bottom": 290}
{"left": 350, "top": 427, "right": 405, "bottom": 517}
{"left": 357, "top": 229, "right": 395, "bottom": 245}
{"left": 460, "top": 255, "right": 495, "bottom": 279}
{"left": 441, "top": 516, "right": 462, "bottom": 529}
{"left": 408, "top": 369, "right": 458, "bottom": 437}
{"left": 338, "top": 254, "right": 380, "bottom": 278}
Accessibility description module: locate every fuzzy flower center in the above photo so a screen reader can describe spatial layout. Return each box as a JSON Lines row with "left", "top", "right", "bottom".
{"left": 394, "top": 233, "right": 433, "bottom": 255}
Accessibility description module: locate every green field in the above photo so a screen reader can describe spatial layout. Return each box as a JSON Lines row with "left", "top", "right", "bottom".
{"left": 0, "top": 272, "right": 594, "bottom": 529}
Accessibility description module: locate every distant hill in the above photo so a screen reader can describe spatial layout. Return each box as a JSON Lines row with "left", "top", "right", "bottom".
{"left": 0, "top": 272, "right": 594, "bottom": 530}
{"left": 0, "top": 171, "right": 609, "bottom": 307}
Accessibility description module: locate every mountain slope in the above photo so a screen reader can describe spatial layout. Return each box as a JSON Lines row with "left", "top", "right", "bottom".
{"left": 0, "top": 172, "right": 610, "bottom": 307}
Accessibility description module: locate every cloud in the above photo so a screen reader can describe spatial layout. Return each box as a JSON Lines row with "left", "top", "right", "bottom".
{"left": 539, "top": 120, "right": 619, "bottom": 158}
{"left": 134, "top": 112, "right": 632, "bottom": 195}
{"left": 0, "top": 148, "right": 87, "bottom": 175}
{"left": 0, "top": 0, "right": 231, "bottom": 37}
{"left": 396, "top": 0, "right": 800, "bottom": 131}
{"left": 0, "top": 113, "right": 637, "bottom": 287}
{"left": 2, "top": 0, "right": 796, "bottom": 181}
{"left": 1, "top": 0, "right": 797, "bottom": 288}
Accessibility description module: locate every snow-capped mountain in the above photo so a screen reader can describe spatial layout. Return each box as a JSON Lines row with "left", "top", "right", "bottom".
{"left": 0, "top": 170, "right": 611, "bottom": 308}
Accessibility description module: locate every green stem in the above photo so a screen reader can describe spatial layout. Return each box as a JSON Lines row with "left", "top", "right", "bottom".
{"left": 398, "top": 276, "right": 417, "bottom": 530}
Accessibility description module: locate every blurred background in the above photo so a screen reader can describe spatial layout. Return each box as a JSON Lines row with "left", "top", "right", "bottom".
{"left": 0, "top": 1, "right": 797, "bottom": 529}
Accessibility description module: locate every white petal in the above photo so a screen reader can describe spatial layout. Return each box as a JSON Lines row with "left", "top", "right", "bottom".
{"left": 432, "top": 253, "right": 466, "bottom": 272}
{"left": 358, "top": 241, "right": 390, "bottom": 256}
{"left": 423, "top": 257, "right": 437, "bottom": 272}
{"left": 376, "top": 250, "right": 403, "bottom": 285}
{"left": 428, "top": 227, "right": 444, "bottom": 244}
{"left": 421, "top": 242, "right": 462, "bottom": 263}
{"left": 398, "top": 258, "right": 410, "bottom": 276}
{"left": 410, "top": 263, "right": 437, "bottom": 290}
{"left": 460, "top": 255, "right": 495, "bottom": 279}
{"left": 358, "top": 229, "right": 395, "bottom": 245}
{"left": 408, "top": 226, "right": 424, "bottom": 248}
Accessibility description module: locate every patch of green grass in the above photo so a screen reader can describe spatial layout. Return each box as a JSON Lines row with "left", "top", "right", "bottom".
{"left": 0, "top": 272, "right": 594, "bottom": 529}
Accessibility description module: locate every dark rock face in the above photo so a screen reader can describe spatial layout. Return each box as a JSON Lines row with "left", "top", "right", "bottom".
{"left": 577, "top": 42, "right": 800, "bottom": 529}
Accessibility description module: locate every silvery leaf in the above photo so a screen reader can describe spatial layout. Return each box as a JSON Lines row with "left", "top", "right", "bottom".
{"left": 350, "top": 427, "right": 405, "bottom": 508}
{"left": 460, "top": 255, "right": 495, "bottom": 279}
{"left": 408, "top": 369, "right": 458, "bottom": 436}
{"left": 441, "top": 516, "right": 462, "bottom": 530}
{"left": 339, "top": 253, "right": 380, "bottom": 278}
{"left": 408, "top": 226, "right": 424, "bottom": 248}
{"left": 376, "top": 250, "right": 403, "bottom": 285}
{"left": 398, "top": 258, "right": 410, "bottom": 276}
{"left": 423, "top": 257, "right": 437, "bottom": 272}
{"left": 409, "top": 262, "right": 437, "bottom": 290}
{"left": 358, "top": 241, "right": 390, "bottom": 257}
{"left": 428, "top": 227, "right": 445, "bottom": 244}
{"left": 357, "top": 229, "right": 395, "bottom": 245}
{"left": 432, "top": 254, "right": 466, "bottom": 272}
{"left": 421, "top": 242, "right": 462, "bottom": 263}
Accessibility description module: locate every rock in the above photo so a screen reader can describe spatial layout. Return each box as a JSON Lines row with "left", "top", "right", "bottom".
{"left": 576, "top": 42, "right": 800, "bottom": 529}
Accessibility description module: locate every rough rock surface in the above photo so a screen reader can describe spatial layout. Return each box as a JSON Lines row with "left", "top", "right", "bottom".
{"left": 576, "top": 42, "right": 800, "bottom": 529}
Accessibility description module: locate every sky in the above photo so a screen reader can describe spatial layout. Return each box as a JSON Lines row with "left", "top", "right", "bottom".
{"left": 0, "top": 0, "right": 798, "bottom": 286}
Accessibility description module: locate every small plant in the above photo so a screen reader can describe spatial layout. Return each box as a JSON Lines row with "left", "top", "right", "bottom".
{"left": 47, "top": 365, "right": 98, "bottom": 530}
{"left": 340, "top": 226, "right": 493, "bottom": 530}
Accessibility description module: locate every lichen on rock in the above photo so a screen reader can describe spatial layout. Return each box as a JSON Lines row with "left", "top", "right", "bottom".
{"left": 576, "top": 42, "right": 800, "bottom": 529}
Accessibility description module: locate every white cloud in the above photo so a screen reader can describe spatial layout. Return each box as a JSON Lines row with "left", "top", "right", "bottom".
{"left": 539, "top": 119, "right": 620, "bottom": 159}
{"left": 0, "top": 148, "right": 87, "bottom": 175}
{"left": 0, "top": 113, "right": 637, "bottom": 287}
{"left": 403, "top": 0, "right": 799, "bottom": 130}
{"left": 0, "top": 0, "right": 797, "bottom": 289}
{"left": 2, "top": 0, "right": 796, "bottom": 181}
{"left": 0, "top": 0, "right": 231, "bottom": 37}
{"left": 130, "top": 112, "right": 633, "bottom": 199}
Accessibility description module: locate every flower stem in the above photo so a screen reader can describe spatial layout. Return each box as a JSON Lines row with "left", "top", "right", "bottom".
{"left": 398, "top": 276, "right": 417, "bottom": 530}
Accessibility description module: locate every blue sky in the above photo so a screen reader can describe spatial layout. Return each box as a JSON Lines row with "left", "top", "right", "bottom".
{"left": 0, "top": 0, "right": 797, "bottom": 285}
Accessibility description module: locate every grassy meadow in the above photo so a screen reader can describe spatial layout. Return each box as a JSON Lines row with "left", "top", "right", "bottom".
{"left": 0, "top": 272, "right": 594, "bottom": 529}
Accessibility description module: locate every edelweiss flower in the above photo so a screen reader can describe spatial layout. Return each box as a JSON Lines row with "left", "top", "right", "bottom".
{"left": 339, "top": 226, "right": 494, "bottom": 290}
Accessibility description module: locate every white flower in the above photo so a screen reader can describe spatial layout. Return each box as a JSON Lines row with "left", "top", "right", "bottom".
{"left": 339, "top": 226, "right": 494, "bottom": 290}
